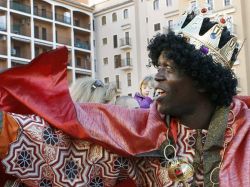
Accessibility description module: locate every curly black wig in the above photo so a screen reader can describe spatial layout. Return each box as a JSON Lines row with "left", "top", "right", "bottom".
{"left": 147, "top": 14, "right": 238, "bottom": 107}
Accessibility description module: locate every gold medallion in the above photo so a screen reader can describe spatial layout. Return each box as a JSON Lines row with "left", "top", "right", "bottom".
{"left": 167, "top": 157, "right": 194, "bottom": 183}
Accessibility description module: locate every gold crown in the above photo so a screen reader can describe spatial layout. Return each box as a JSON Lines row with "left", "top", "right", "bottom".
{"left": 173, "top": 9, "right": 239, "bottom": 68}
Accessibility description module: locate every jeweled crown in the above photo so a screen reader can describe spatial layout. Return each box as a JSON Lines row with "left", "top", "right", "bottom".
{"left": 173, "top": 8, "right": 239, "bottom": 68}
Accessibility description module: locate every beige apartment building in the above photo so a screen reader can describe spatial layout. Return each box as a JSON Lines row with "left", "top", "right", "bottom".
{"left": 94, "top": 0, "right": 250, "bottom": 96}
{"left": 0, "top": 0, "right": 94, "bottom": 84}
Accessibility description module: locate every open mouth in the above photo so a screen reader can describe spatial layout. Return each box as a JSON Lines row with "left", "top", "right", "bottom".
{"left": 155, "top": 89, "right": 167, "bottom": 98}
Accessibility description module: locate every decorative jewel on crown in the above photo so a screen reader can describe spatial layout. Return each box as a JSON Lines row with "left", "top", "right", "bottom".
{"left": 173, "top": 7, "right": 239, "bottom": 68}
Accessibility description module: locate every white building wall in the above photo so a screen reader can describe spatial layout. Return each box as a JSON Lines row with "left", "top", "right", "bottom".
{"left": 94, "top": 0, "right": 140, "bottom": 96}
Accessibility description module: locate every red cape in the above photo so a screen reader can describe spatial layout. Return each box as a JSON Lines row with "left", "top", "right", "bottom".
{"left": 0, "top": 47, "right": 167, "bottom": 156}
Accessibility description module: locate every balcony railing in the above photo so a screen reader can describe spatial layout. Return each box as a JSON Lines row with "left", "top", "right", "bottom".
{"left": 55, "top": 13, "right": 71, "bottom": 25}
{"left": 121, "top": 58, "right": 132, "bottom": 66}
{"left": 120, "top": 37, "right": 131, "bottom": 47}
{"left": 74, "top": 20, "right": 90, "bottom": 30}
{"left": 12, "top": 24, "right": 21, "bottom": 34}
{"left": 75, "top": 41, "right": 90, "bottom": 50}
{"left": 34, "top": 30, "right": 53, "bottom": 42}
{"left": 76, "top": 58, "right": 91, "bottom": 70}
{"left": 56, "top": 36, "right": 71, "bottom": 46}
{"left": 0, "top": 0, "right": 7, "bottom": 8}
{"left": 34, "top": 7, "right": 52, "bottom": 19}
{"left": 10, "top": 1, "right": 31, "bottom": 14}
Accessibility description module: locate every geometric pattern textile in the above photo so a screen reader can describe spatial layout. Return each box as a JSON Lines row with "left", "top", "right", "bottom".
{"left": 2, "top": 113, "right": 207, "bottom": 187}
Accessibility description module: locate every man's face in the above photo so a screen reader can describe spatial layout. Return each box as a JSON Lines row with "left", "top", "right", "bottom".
{"left": 154, "top": 53, "right": 199, "bottom": 116}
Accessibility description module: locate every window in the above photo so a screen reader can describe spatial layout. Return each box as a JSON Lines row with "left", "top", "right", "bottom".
{"left": 207, "top": 0, "right": 213, "bottom": 10}
{"left": 114, "top": 55, "right": 121, "bottom": 68}
{"left": 112, "top": 13, "right": 117, "bottom": 22}
{"left": 154, "top": 23, "right": 161, "bottom": 31}
{"left": 34, "top": 25, "right": 39, "bottom": 38}
{"left": 76, "top": 57, "right": 81, "bottom": 67}
{"left": 126, "top": 52, "right": 131, "bottom": 66}
{"left": 41, "top": 7, "right": 46, "bottom": 17}
{"left": 153, "top": 0, "right": 159, "bottom": 10}
{"left": 34, "top": 5, "right": 38, "bottom": 15}
{"left": 104, "top": 77, "right": 109, "bottom": 84}
{"left": 116, "top": 75, "right": 120, "bottom": 89}
{"left": 113, "top": 35, "right": 118, "bottom": 48}
{"left": 35, "top": 47, "right": 39, "bottom": 57}
{"left": 224, "top": 0, "right": 231, "bottom": 6}
{"left": 125, "top": 32, "right": 130, "bottom": 45}
{"left": 146, "top": 17, "right": 148, "bottom": 23}
{"left": 102, "top": 38, "right": 107, "bottom": 45}
{"left": 123, "top": 9, "right": 128, "bottom": 19}
{"left": 101, "top": 16, "right": 106, "bottom": 25}
{"left": 168, "top": 20, "right": 173, "bottom": 29}
{"left": 103, "top": 57, "right": 108, "bottom": 65}
{"left": 127, "top": 73, "right": 132, "bottom": 86}
{"left": 42, "top": 27, "right": 47, "bottom": 40}
{"left": 166, "top": 0, "right": 172, "bottom": 6}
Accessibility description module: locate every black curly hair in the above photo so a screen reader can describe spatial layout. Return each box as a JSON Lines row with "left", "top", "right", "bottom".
{"left": 147, "top": 14, "right": 238, "bottom": 107}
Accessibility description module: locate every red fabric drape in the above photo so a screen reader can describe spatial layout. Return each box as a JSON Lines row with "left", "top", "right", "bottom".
{"left": 0, "top": 47, "right": 89, "bottom": 139}
{"left": 0, "top": 47, "right": 167, "bottom": 156}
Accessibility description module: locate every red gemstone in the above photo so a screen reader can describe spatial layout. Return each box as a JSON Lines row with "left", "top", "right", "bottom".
{"left": 220, "top": 18, "right": 226, "bottom": 24}
{"left": 175, "top": 169, "right": 183, "bottom": 175}
{"left": 201, "top": 8, "right": 207, "bottom": 13}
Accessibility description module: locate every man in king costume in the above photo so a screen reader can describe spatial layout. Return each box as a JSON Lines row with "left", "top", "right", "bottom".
{"left": 0, "top": 8, "right": 250, "bottom": 187}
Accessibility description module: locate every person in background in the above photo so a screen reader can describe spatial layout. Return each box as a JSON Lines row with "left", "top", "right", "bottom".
{"left": 134, "top": 75, "right": 154, "bottom": 108}
{"left": 115, "top": 96, "right": 140, "bottom": 109}
{"left": 70, "top": 77, "right": 117, "bottom": 104}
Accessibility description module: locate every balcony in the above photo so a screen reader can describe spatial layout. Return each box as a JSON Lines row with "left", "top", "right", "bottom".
{"left": 75, "top": 41, "right": 90, "bottom": 50}
{"left": 12, "top": 23, "right": 30, "bottom": 36}
{"left": 73, "top": 11, "right": 91, "bottom": 30}
{"left": 0, "top": 0, "right": 7, "bottom": 8}
{"left": 120, "top": 58, "right": 133, "bottom": 70}
{"left": 74, "top": 22, "right": 90, "bottom": 30}
{"left": 10, "top": 1, "right": 31, "bottom": 14}
{"left": 11, "top": 38, "right": 31, "bottom": 59}
{"left": 120, "top": 37, "right": 132, "bottom": 50}
{"left": 56, "top": 24, "right": 71, "bottom": 45}
{"left": 55, "top": 13, "right": 71, "bottom": 25}
{"left": 34, "top": 7, "right": 52, "bottom": 20}
{"left": 75, "top": 58, "right": 91, "bottom": 70}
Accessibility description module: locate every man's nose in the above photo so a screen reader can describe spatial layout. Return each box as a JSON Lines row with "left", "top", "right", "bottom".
{"left": 155, "top": 68, "right": 166, "bottom": 82}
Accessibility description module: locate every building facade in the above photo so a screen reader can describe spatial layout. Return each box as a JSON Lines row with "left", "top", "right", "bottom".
{"left": 94, "top": 0, "right": 140, "bottom": 96}
{"left": 94, "top": 0, "right": 250, "bottom": 96}
{"left": 0, "top": 0, "right": 249, "bottom": 95}
{"left": 0, "top": 0, "right": 94, "bottom": 84}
